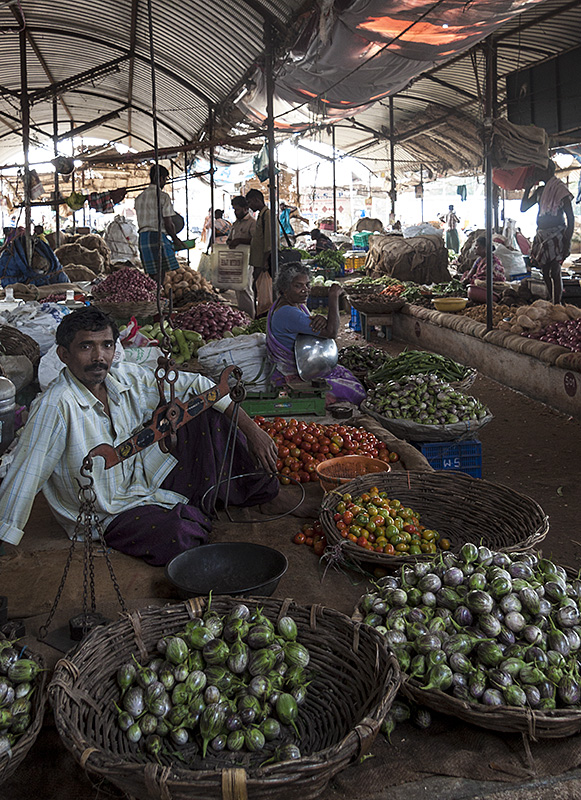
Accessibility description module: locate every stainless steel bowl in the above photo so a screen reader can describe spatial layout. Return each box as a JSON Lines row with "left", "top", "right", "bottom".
{"left": 294, "top": 333, "right": 338, "bottom": 381}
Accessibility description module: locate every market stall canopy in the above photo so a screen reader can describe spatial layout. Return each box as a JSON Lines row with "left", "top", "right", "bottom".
{"left": 0, "top": 0, "right": 579, "bottom": 179}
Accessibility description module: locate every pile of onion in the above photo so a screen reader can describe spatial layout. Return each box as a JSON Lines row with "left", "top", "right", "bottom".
{"left": 525, "top": 318, "right": 581, "bottom": 352}
{"left": 172, "top": 302, "right": 250, "bottom": 341}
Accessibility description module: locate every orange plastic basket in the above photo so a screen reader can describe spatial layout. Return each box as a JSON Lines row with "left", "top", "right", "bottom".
{"left": 315, "top": 455, "right": 390, "bottom": 493}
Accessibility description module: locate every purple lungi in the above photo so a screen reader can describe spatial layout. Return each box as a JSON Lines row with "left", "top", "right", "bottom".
{"left": 104, "top": 409, "right": 279, "bottom": 566}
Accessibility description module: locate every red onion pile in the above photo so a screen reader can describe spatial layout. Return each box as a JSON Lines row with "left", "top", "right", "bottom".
{"left": 172, "top": 302, "right": 250, "bottom": 340}
{"left": 525, "top": 317, "right": 581, "bottom": 352}
{"left": 92, "top": 269, "right": 157, "bottom": 303}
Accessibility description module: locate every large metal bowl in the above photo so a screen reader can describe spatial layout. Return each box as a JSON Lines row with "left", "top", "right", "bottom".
{"left": 294, "top": 333, "right": 338, "bottom": 381}
{"left": 165, "top": 542, "right": 288, "bottom": 599}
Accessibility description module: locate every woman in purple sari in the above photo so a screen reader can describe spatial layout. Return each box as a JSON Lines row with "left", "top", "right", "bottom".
{"left": 266, "top": 263, "right": 366, "bottom": 405}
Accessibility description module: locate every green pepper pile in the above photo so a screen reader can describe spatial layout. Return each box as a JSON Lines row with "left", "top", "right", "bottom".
{"left": 115, "top": 604, "right": 309, "bottom": 763}
{"left": 368, "top": 350, "right": 473, "bottom": 384}
{"left": 338, "top": 345, "right": 387, "bottom": 373}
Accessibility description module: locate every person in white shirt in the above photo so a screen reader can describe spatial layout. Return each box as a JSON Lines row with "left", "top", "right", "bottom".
{"left": 0, "top": 307, "right": 278, "bottom": 565}
{"left": 134, "top": 165, "right": 184, "bottom": 275}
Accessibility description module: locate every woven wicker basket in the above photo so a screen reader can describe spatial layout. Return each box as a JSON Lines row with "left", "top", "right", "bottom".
{"left": 349, "top": 298, "right": 405, "bottom": 314}
{"left": 49, "top": 597, "right": 400, "bottom": 800}
{"left": 92, "top": 300, "right": 162, "bottom": 319}
{"left": 0, "top": 650, "right": 46, "bottom": 785}
{"left": 0, "top": 324, "right": 40, "bottom": 367}
{"left": 400, "top": 675, "right": 581, "bottom": 738}
{"left": 360, "top": 400, "right": 493, "bottom": 443}
{"left": 320, "top": 471, "right": 548, "bottom": 571}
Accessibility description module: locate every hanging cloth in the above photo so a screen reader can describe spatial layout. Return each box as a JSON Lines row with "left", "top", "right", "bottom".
{"left": 456, "top": 185, "right": 467, "bottom": 202}
{"left": 66, "top": 191, "right": 88, "bottom": 211}
{"left": 88, "top": 188, "right": 127, "bottom": 214}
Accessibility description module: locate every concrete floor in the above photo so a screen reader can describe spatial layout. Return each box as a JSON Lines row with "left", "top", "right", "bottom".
{"left": 1, "top": 323, "right": 581, "bottom": 799}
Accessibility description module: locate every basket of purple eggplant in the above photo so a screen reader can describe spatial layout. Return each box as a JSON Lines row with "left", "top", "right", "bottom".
{"left": 0, "top": 637, "right": 46, "bottom": 784}
{"left": 354, "top": 545, "right": 581, "bottom": 738}
{"left": 49, "top": 596, "right": 400, "bottom": 800}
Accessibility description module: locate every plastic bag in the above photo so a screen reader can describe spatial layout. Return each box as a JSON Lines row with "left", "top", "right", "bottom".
{"left": 494, "top": 243, "right": 527, "bottom": 277}
{"left": 198, "top": 252, "right": 213, "bottom": 282}
{"left": 197, "top": 333, "right": 274, "bottom": 392}
{"left": 255, "top": 270, "right": 273, "bottom": 316}
{"left": 210, "top": 244, "right": 250, "bottom": 290}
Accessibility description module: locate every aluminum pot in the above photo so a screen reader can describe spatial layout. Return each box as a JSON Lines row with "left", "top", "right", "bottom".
{"left": 294, "top": 333, "right": 338, "bottom": 381}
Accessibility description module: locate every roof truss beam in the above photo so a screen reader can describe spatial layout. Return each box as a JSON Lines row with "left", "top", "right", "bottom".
{"left": 28, "top": 55, "right": 130, "bottom": 105}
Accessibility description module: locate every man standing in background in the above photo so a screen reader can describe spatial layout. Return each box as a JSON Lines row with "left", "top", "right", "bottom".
{"left": 440, "top": 204, "right": 461, "bottom": 253}
{"left": 227, "top": 195, "right": 256, "bottom": 318}
{"left": 134, "top": 165, "right": 183, "bottom": 275}
{"left": 246, "top": 188, "right": 273, "bottom": 316}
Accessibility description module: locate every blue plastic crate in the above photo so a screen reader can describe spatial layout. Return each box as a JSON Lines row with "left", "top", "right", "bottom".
{"left": 349, "top": 307, "right": 361, "bottom": 332}
{"left": 414, "top": 440, "right": 482, "bottom": 478}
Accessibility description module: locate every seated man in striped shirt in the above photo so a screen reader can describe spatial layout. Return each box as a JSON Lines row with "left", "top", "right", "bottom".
{"left": 134, "top": 164, "right": 184, "bottom": 276}
{"left": 0, "top": 307, "right": 278, "bottom": 566}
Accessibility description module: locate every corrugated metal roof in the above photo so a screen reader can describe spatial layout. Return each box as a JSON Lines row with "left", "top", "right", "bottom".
{"left": 306, "top": 0, "right": 581, "bottom": 178}
{"left": 0, "top": 0, "right": 304, "bottom": 164}
{"left": 0, "top": 0, "right": 579, "bottom": 180}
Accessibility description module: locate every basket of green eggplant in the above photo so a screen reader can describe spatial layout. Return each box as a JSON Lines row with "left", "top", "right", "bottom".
{"left": 355, "top": 547, "right": 581, "bottom": 737}
{"left": 49, "top": 596, "right": 399, "bottom": 800}
{"left": 0, "top": 637, "right": 46, "bottom": 784}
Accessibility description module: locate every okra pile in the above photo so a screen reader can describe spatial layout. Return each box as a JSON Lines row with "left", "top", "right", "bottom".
{"left": 116, "top": 604, "right": 309, "bottom": 763}
{"left": 0, "top": 637, "right": 43, "bottom": 756}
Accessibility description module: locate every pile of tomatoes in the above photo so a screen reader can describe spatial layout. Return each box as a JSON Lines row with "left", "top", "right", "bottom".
{"left": 293, "top": 520, "right": 327, "bottom": 555}
{"left": 332, "top": 485, "right": 450, "bottom": 555}
{"left": 253, "top": 417, "right": 399, "bottom": 485}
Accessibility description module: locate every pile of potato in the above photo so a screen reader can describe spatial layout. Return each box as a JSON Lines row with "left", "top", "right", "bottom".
{"left": 496, "top": 299, "right": 581, "bottom": 334}
{"left": 163, "top": 266, "right": 217, "bottom": 306}
{"left": 459, "top": 303, "right": 513, "bottom": 326}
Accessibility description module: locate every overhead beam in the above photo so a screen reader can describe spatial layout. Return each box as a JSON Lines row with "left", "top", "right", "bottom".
{"left": 422, "top": 74, "right": 479, "bottom": 102}
{"left": 56, "top": 104, "right": 131, "bottom": 141}
{"left": 126, "top": 0, "right": 139, "bottom": 146}
{"left": 239, "top": 0, "right": 284, "bottom": 32}
{"left": 28, "top": 55, "right": 129, "bottom": 104}
{"left": 10, "top": 7, "right": 74, "bottom": 122}
{"left": 30, "top": 27, "right": 214, "bottom": 106}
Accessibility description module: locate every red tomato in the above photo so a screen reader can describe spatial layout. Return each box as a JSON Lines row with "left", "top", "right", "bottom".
{"left": 356, "top": 536, "right": 368, "bottom": 548}
{"left": 305, "top": 463, "right": 317, "bottom": 474}
{"left": 279, "top": 476, "right": 290, "bottom": 485}
{"left": 310, "top": 443, "right": 320, "bottom": 453}
{"left": 319, "top": 445, "right": 330, "bottom": 454}
{"left": 388, "top": 452, "right": 400, "bottom": 462}
{"left": 302, "top": 442, "right": 312, "bottom": 452}
{"left": 329, "top": 442, "right": 341, "bottom": 455}
{"left": 281, "top": 466, "right": 291, "bottom": 475}
{"left": 313, "top": 540, "right": 326, "bottom": 556}
{"left": 378, "top": 449, "right": 390, "bottom": 461}
{"left": 333, "top": 513, "right": 342, "bottom": 522}
{"left": 305, "top": 537, "right": 314, "bottom": 547}
{"left": 293, "top": 532, "right": 306, "bottom": 544}
{"left": 292, "top": 434, "right": 303, "bottom": 445}
{"left": 283, "top": 430, "right": 295, "bottom": 441}
{"left": 342, "top": 511, "right": 354, "bottom": 525}
{"left": 298, "top": 471, "right": 311, "bottom": 483}
{"left": 290, "top": 447, "right": 301, "bottom": 459}
{"left": 278, "top": 446, "right": 290, "bottom": 458}
{"left": 276, "top": 459, "right": 283, "bottom": 471}
{"left": 289, "top": 471, "right": 300, "bottom": 483}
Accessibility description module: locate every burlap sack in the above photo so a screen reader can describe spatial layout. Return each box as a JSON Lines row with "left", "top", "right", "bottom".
{"left": 55, "top": 243, "right": 103, "bottom": 273}
{"left": 4, "top": 282, "right": 39, "bottom": 301}
{"left": 555, "top": 352, "right": 581, "bottom": 372}
{"left": 63, "top": 264, "right": 97, "bottom": 282}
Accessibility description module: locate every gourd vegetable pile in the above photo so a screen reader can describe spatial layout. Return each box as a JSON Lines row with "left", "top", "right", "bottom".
{"left": 115, "top": 604, "right": 308, "bottom": 763}
{"left": 366, "top": 374, "right": 489, "bottom": 425}
{"left": 361, "top": 547, "right": 581, "bottom": 711}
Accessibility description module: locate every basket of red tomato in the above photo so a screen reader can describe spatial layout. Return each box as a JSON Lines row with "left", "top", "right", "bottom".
{"left": 252, "top": 417, "right": 399, "bottom": 486}
{"left": 319, "top": 471, "right": 548, "bottom": 571}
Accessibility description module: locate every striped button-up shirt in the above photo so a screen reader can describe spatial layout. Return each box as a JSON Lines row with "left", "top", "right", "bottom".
{"left": 134, "top": 185, "right": 175, "bottom": 233}
{"left": 0, "top": 362, "right": 231, "bottom": 545}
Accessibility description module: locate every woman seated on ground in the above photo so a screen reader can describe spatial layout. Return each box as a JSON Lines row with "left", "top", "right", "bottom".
{"left": 461, "top": 236, "right": 506, "bottom": 287}
{"left": 266, "top": 263, "right": 366, "bottom": 406}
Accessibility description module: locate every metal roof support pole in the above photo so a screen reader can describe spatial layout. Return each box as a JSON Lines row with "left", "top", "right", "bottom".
{"left": 332, "top": 125, "right": 337, "bottom": 232}
{"left": 19, "top": 22, "right": 32, "bottom": 266}
{"left": 389, "top": 97, "right": 396, "bottom": 224}
{"left": 209, "top": 103, "right": 215, "bottom": 247}
{"left": 184, "top": 154, "right": 190, "bottom": 266}
{"left": 52, "top": 96, "right": 61, "bottom": 248}
{"left": 265, "top": 21, "right": 278, "bottom": 283}
{"left": 420, "top": 164, "right": 424, "bottom": 222}
{"left": 484, "top": 37, "right": 497, "bottom": 333}
{"left": 70, "top": 121, "right": 77, "bottom": 235}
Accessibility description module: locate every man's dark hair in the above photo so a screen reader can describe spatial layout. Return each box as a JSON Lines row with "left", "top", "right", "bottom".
{"left": 310, "top": 228, "right": 322, "bottom": 238}
{"left": 149, "top": 164, "right": 169, "bottom": 184}
{"left": 245, "top": 188, "right": 264, "bottom": 202}
{"left": 232, "top": 195, "right": 248, "bottom": 209}
{"left": 214, "top": 209, "right": 224, "bottom": 218}
{"left": 476, "top": 236, "right": 487, "bottom": 247}
{"left": 56, "top": 307, "right": 119, "bottom": 349}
